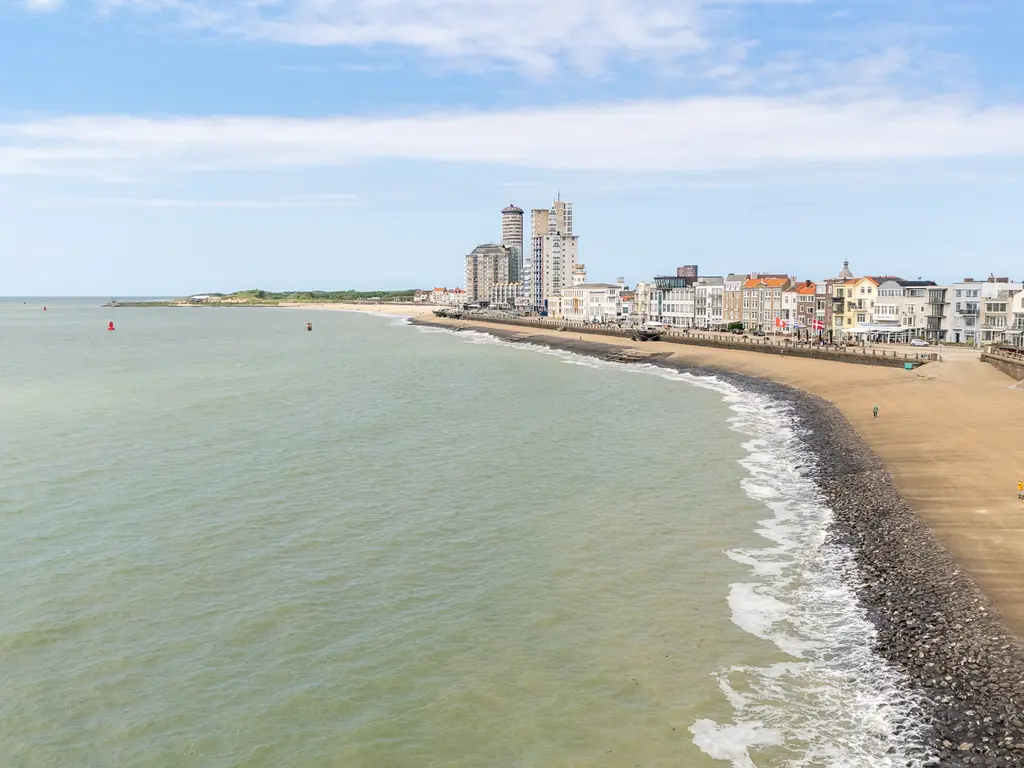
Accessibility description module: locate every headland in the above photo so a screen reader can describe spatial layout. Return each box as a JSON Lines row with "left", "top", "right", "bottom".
{"left": 414, "top": 315, "right": 1024, "bottom": 766}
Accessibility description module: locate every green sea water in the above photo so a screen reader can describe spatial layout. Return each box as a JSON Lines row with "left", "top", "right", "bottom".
{"left": 0, "top": 300, "right": 928, "bottom": 767}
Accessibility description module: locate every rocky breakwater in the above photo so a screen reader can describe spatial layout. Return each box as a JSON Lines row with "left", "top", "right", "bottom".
{"left": 800, "top": 399, "right": 1024, "bottom": 767}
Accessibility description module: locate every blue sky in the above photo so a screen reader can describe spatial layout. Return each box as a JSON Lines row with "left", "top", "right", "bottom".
{"left": 2, "top": 0, "right": 1024, "bottom": 294}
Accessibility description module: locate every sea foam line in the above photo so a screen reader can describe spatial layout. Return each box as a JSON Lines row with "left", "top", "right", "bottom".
{"left": 412, "top": 324, "right": 933, "bottom": 767}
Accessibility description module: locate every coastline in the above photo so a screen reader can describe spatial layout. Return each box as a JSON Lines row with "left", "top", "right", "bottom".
{"left": 413, "top": 317, "right": 1024, "bottom": 766}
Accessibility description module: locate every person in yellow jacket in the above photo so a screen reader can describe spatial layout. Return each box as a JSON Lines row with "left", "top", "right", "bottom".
{"left": 1018, "top": 480, "right": 1023, "bottom": 500}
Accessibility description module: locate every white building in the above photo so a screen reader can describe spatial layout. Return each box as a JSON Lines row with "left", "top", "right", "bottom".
{"left": 1005, "top": 291, "right": 1024, "bottom": 347}
{"left": 634, "top": 281, "right": 652, "bottom": 320}
{"left": 490, "top": 282, "right": 522, "bottom": 309}
{"left": 572, "top": 263, "right": 587, "bottom": 286}
{"left": 527, "top": 199, "right": 579, "bottom": 312}
{"left": 561, "top": 283, "right": 627, "bottom": 323}
{"left": 948, "top": 276, "right": 1022, "bottom": 345}
{"left": 694, "top": 277, "right": 725, "bottom": 329}
{"left": 857, "top": 278, "right": 940, "bottom": 340}
{"left": 427, "top": 287, "right": 466, "bottom": 307}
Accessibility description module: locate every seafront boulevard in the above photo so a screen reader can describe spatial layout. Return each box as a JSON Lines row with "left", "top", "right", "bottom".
{"left": 411, "top": 312, "right": 1024, "bottom": 765}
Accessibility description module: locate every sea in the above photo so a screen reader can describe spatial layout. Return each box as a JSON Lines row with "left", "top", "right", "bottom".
{"left": 1, "top": 298, "right": 930, "bottom": 767}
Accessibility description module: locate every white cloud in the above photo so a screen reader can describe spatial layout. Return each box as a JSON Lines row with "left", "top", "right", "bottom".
{"left": 85, "top": 0, "right": 816, "bottom": 76}
{"left": 23, "top": 0, "right": 63, "bottom": 11}
{"left": 5, "top": 97, "right": 1024, "bottom": 178}
{"left": 25, "top": 194, "right": 361, "bottom": 208}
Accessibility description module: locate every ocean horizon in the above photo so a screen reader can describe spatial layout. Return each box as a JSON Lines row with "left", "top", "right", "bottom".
{"left": 1, "top": 300, "right": 929, "bottom": 767}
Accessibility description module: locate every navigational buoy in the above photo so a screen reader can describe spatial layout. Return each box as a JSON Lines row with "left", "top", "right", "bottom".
{"left": 108, "top": 321, "right": 116, "bottom": 332}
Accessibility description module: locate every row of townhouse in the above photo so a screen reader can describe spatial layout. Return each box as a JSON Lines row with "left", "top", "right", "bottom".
{"left": 635, "top": 262, "right": 1024, "bottom": 344}
{"left": 820, "top": 264, "right": 1024, "bottom": 344}
{"left": 415, "top": 287, "right": 467, "bottom": 306}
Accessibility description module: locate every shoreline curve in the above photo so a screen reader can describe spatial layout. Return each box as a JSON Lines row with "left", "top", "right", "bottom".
{"left": 412, "top": 317, "right": 1024, "bottom": 767}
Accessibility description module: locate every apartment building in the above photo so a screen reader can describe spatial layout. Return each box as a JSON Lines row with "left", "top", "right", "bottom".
{"left": 561, "top": 282, "right": 627, "bottom": 323}
{"left": 1006, "top": 291, "right": 1024, "bottom": 347}
{"left": 723, "top": 273, "right": 746, "bottom": 326}
{"left": 464, "top": 243, "right": 513, "bottom": 303}
{"left": 742, "top": 275, "right": 793, "bottom": 330}
{"left": 780, "top": 280, "right": 816, "bottom": 332}
{"left": 694, "top": 277, "right": 725, "bottom": 329}
{"left": 490, "top": 282, "right": 522, "bottom": 309}
{"left": 948, "top": 276, "right": 1022, "bottom": 345}
{"left": 526, "top": 198, "right": 579, "bottom": 312}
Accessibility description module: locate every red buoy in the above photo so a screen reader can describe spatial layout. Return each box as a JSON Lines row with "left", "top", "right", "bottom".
{"left": 108, "top": 321, "right": 115, "bottom": 331}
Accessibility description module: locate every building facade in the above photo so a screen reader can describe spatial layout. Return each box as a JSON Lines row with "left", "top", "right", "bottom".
{"left": 490, "top": 282, "right": 522, "bottom": 309}
{"left": 694, "top": 277, "right": 725, "bottom": 329}
{"left": 561, "top": 283, "right": 626, "bottom": 323}
{"left": 464, "top": 243, "right": 512, "bottom": 304}
{"left": 526, "top": 199, "right": 579, "bottom": 313}
{"left": 723, "top": 273, "right": 746, "bottom": 326}
{"left": 1006, "top": 291, "right": 1024, "bottom": 347}
{"left": 676, "top": 265, "right": 698, "bottom": 279}
{"left": 501, "top": 204, "right": 524, "bottom": 283}
{"left": 742, "top": 276, "right": 793, "bottom": 330}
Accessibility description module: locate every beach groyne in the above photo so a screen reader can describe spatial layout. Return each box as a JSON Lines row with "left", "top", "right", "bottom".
{"left": 439, "top": 316, "right": 933, "bottom": 368}
{"left": 414, "top": 318, "right": 1024, "bottom": 766}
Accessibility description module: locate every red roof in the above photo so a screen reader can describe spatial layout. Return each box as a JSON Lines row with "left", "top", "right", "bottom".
{"left": 744, "top": 277, "right": 789, "bottom": 289}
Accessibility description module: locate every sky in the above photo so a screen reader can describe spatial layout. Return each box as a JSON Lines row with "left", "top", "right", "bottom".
{"left": 2, "top": 0, "right": 1024, "bottom": 295}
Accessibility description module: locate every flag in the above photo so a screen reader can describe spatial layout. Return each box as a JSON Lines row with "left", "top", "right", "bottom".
{"left": 812, "top": 319, "right": 824, "bottom": 331}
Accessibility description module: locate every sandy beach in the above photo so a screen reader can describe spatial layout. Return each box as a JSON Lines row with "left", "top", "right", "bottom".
{"left": 413, "top": 315, "right": 1024, "bottom": 638}
{"left": 278, "top": 302, "right": 437, "bottom": 318}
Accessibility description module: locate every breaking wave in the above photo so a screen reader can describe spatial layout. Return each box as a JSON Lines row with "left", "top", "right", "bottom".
{"left": 413, "top": 323, "right": 933, "bottom": 767}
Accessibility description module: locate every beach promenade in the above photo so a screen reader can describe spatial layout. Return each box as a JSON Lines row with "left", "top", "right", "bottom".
{"left": 349, "top": 308, "right": 1023, "bottom": 638}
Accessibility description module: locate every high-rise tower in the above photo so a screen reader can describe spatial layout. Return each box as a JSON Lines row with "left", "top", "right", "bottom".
{"left": 527, "top": 197, "right": 578, "bottom": 311}
{"left": 501, "top": 204, "right": 524, "bottom": 283}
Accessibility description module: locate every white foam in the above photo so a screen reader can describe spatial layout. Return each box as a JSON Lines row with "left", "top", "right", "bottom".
{"left": 691, "top": 720, "right": 785, "bottom": 767}
{"left": 411, "top": 323, "right": 934, "bottom": 767}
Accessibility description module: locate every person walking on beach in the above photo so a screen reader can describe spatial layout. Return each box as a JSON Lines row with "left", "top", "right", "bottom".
{"left": 1018, "top": 480, "right": 1023, "bottom": 500}
{"left": 873, "top": 405, "right": 879, "bottom": 419}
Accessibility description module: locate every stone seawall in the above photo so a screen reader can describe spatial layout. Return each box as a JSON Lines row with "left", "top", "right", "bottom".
{"left": 982, "top": 353, "right": 1024, "bottom": 382}
{"left": 446, "top": 316, "right": 930, "bottom": 369}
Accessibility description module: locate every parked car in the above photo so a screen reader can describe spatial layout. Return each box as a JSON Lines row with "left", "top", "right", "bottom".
{"left": 752, "top": 329, "right": 766, "bottom": 337}
{"left": 910, "top": 339, "right": 930, "bottom": 347}
{"left": 731, "top": 328, "right": 744, "bottom": 335}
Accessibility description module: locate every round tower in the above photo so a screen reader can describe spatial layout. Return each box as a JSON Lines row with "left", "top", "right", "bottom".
{"left": 501, "top": 204, "right": 524, "bottom": 249}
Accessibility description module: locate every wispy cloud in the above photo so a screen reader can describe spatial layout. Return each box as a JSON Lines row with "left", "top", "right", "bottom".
{"left": 83, "top": 0, "right": 818, "bottom": 76}
{"left": 26, "top": 193, "right": 361, "bottom": 208}
{"left": 22, "top": 0, "right": 63, "bottom": 12}
{"left": 5, "top": 97, "right": 1024, "bottom": 178}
